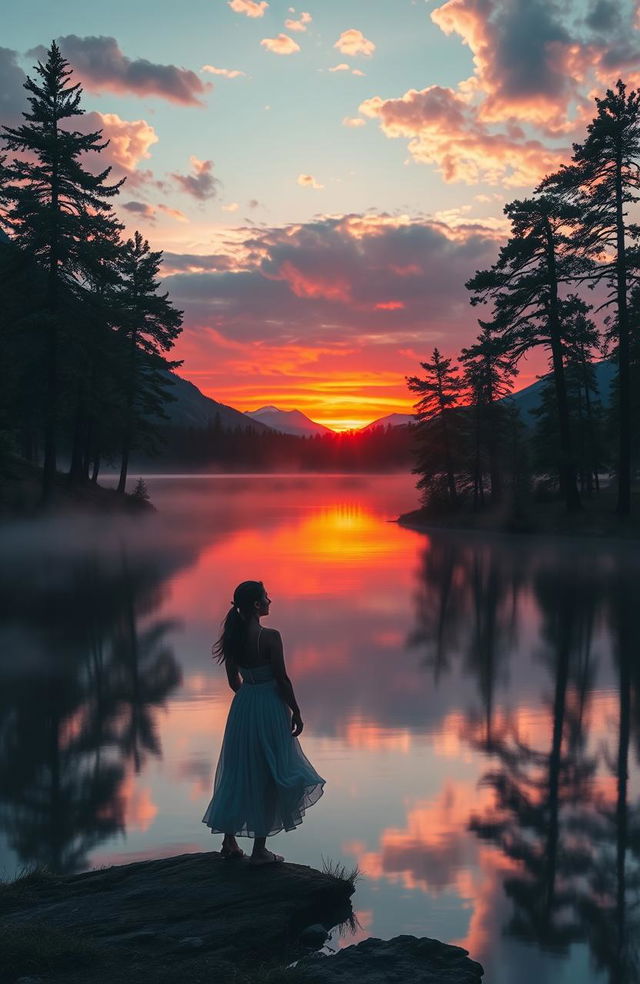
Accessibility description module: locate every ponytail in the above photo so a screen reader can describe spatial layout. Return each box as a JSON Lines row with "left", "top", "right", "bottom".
{"left": 212, "top": 605, "right": 247, "bottom": 664}
{"left": 212, "top": 580, "right": 264, "bottom": 663}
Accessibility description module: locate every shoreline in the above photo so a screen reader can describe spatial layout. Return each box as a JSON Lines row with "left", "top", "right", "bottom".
{"left": 0, "top": 456, "right": 154, "bottom": 518}
{"left": 396, "top": 498, "right": 640, "bottom": 543}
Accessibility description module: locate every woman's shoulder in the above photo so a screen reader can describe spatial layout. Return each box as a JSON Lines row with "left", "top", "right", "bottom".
{"left": 261, "top": 626, "right": 282, "bottom": 642}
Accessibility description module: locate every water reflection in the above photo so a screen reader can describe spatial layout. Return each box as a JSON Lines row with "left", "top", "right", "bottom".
{"left": 1, "top": 477, "right": 639, "bottom": 984}
{"left": 408, "top": 536, "right": 640, "bottom": 982}
{"left": 0, "top": 545, "right": 182, "bottom": 873}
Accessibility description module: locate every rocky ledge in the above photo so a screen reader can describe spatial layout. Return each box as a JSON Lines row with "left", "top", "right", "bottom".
{"left": 0, "top": 853, "right": 483, "bottom": 983}
{"left": 1, "top": 851, "right": 353, "bottom": 983}
{"left": 299, "top": 935, "right": 483, "bottom": 983}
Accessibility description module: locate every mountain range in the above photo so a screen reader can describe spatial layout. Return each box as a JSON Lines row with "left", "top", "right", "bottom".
{"left": 165, "top": 359, "right": 616, "bottom": 436}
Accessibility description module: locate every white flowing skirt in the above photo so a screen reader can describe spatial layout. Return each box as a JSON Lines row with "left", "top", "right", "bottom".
{"left": 202, "top": 679, "right": 325, "bottom": 838}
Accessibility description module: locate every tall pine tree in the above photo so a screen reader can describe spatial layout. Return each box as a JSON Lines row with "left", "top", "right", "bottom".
{"left": 467, "top": 195, "right": 589, "bottom": 513}
{"left": 407, "top": 348, "right": 463, "bottom": 508}
{"left": 460, "top": 320, "right": 517, "bottom": 506}
{"left": 116, "top": 232, "right": 183, "bottom": 494}
{"left": 1, "top": 42, "right": 123, "bottom": 500}
{"left": 541, "top": 81, "right": 640, "bottom": 516}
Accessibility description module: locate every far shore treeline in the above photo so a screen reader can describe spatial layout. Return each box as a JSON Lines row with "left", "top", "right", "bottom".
{"left": 1, "top": 43, "right": 640, "bottom": 516}
{"left": 408, "top": 81, "right": 640, "bottom": 521}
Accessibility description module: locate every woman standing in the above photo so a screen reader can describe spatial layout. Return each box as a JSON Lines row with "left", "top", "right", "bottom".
{"left": 202, "top": 580, "right": 325, "bottom": 864}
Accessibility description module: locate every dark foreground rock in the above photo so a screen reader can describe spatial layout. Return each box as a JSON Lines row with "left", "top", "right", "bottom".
{"left": 298, "top": 935, "right": 483, "bottom": 983}
{"left": 0, "top": 851, "right": 354, "bottom": 983}
{"left": 0, "top": 854, "right": 484, "bottom": 984}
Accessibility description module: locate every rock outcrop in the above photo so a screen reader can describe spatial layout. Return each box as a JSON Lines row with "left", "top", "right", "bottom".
{"left": 299, "top": 935, "right": 484, "bottom": 983}
{"left": 1, "top": 855, "right": 484, "bottom": 983}
{"left": 1, "top": 851, "right": 354, "bottom": 982}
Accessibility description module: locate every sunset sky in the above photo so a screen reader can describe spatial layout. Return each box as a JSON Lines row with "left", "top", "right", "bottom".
{"left": 3, "top": 0, "right": 638, "bottom": 428}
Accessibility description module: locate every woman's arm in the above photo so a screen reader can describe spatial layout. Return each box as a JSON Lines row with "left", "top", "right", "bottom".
{"left": 269, "top": 630, "right": 303, "bottom": 735}
{"left": 225, "top": 657, "right": 241, "bottom": 693}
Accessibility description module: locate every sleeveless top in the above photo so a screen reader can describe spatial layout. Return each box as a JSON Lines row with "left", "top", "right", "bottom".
{"left": 237, "top": 627, "right": 275, "bottom": 685}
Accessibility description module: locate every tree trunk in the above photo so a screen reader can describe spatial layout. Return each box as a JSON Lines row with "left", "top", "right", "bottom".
{"left": 614, "top": 145, "right": 631, "bottom": 516}
{"left": 42, "top": 311, "right": 58, "bottom": 503}
{"left": 68, "top": 383, "right": 87, "bottom": 484}
{"left": 42, "top": 119, "right": 60, "bottom": 505}
{"left": 117, "top": 439, "right": 130, "bottom": 495}
{"left": 581, "top": 361, "right": 597, "bottom": 497}
{"left": 440, "top": 412, "right": 457, "bottom": 505}
{"left": 544, "top": 219, "right": 581, "bottom": 513}
{"left": 117, "top": 329, "right": 137, "bottom": 495}
{"left": 488, "top": 410, "right": 502, "bottom": 505}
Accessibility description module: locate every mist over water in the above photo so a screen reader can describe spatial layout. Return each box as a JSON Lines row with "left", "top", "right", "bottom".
{"left": 1, "top": 474, "right": 639, "bottom": 983}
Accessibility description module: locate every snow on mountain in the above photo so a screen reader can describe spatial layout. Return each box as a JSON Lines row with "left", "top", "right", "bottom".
{"left": 244, "top": 406, "right": 333, "bottom": 437}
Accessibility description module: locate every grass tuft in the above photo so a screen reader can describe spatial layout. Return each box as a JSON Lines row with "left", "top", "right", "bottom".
{"left": 0, "top": 865, "right": 59, "bottom": 916}
{"left": 320, "top": 856, "right": 360, "bottom": 888}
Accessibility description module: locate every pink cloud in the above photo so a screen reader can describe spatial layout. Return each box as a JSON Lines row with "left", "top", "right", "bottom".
{"left": 228, "top": 0, "right": 268, "bottom": 16}
{"left": 260, "top": 34, "right": 301, "bottom": 55}
{"left": 360, "top": 87, "right": 565, "bottom": 186}
{"left": 164, "top": 211, "right": 505, "bottom": 354}
{"left": 29, "top": 35, "right": 210, "bottom": 106}
{"left": 91, "top": 111, "right": 159, "bottom": 172}
{"left": 430, "top": 0, "right": 579, "bottom": 127}
{"left": 334, "top": 29, "right": 376, "bottom": 57}
{"left": 285, "top": 11, "right": 312, "bottom": 32}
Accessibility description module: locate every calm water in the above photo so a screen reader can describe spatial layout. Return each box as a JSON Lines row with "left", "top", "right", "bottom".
{"left": 1, "top": 474, "right": 639, "bottom": 983}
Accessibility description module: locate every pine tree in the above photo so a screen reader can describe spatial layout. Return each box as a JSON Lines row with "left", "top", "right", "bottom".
{"left": 1, "top": 42, "right": 123, "bottom": 500}
{"left": 540, "top": 81, "right": 640, "bottom": 516}
{"left": 467, "top": 194, "right": 589, "bottom": 513}
{"left": 67, "top": 222, "right": 124, "bottom": 484}
{"left": 531, "top": 297, "right": 605, "bottom": 499}
{"left": 407, "top": 348, "right": 464, "bottom": 508}
{"left": 460, "top": 320, "right": 517, "bottom": 506}
{"left": 116, "top": 232, "right": 183, "bottom": 494}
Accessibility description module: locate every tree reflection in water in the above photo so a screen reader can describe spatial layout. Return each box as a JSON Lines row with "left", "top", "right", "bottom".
{"left": 410, "top": 536, "right": 640, "bottom": 983}
{"left": 0, "top": 551, "right": 181, "bottom": 874}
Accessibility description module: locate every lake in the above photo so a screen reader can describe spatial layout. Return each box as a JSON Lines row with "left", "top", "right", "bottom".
{"left": 0, "top": 474, "right": 638, "bottom": 983}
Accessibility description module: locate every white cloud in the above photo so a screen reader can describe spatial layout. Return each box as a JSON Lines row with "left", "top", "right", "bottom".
{"left": 297, "top": 173, "right": 324, "bottom": 189}
{"left": 334, "top": 29, "right": 376, "bottom": 57}
{"left": 260, "top": 34, "right": 301, "bottom": 54}
{"left": 201, "top": 65, "right": 246, "bottom": 79}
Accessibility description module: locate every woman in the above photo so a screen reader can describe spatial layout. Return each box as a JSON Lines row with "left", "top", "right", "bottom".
{"left": 202, "top": 580, "right": 325, "bottom": 864}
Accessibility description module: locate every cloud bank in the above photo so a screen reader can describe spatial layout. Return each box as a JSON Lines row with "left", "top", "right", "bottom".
{"left": 29, "top": 35, "right": 210, "bottom": 106}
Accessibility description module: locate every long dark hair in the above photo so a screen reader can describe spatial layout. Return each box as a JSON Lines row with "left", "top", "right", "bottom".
{"left": 212, "top": 580, "right": 265, "bottom": 664}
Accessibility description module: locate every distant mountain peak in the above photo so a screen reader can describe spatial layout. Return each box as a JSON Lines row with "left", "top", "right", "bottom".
{"left": 244, "top": 406, "right": 332, "bottom": 437}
